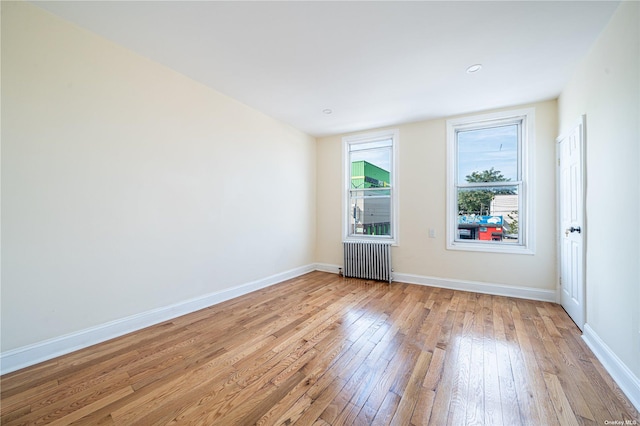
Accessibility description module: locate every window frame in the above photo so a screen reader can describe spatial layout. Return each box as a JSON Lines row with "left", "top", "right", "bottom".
{"left": 446, "top": 108, "right": 535, "bottom": 254}
{"left": 343, "top": 129, "right": 399, "bottom": 244}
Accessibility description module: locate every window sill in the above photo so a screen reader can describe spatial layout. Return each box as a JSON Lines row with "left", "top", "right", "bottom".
{"left": 447, "top": 240, "right": 534, "bottom": 255}
{"left": 344, "top": 236, "right": 398, "bottom": 246}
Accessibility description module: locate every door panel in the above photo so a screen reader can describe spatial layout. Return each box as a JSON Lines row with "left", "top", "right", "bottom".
{"left": 557, "top": 116, "right": 585, "bottom": 330}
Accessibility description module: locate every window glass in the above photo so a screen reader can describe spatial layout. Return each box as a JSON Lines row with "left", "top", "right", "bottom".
{"left": 457, "top": 125, "right": 519, "bottom": 182}
{"left": 447, "top": 109, "right": 533, "bottom": 254}
{"left": 344, "top": 131, "right": 397, "bottom": 242}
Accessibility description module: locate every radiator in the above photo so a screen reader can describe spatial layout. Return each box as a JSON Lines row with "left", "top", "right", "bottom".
{"left": 343, "top": 241, "right": 392, "bottom": 283}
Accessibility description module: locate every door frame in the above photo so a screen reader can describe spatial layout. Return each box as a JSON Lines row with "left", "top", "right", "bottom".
{"left": 555, "top": 114, "right": 587, "bottom": 329}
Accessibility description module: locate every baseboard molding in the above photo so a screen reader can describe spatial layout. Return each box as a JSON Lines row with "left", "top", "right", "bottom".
{"left": 0, "top": 264, "right": 315, "bottom": 376}
{"left": 315, "top": 263, "right": 555, "bottom": 302}
{"left": 582, "top": 324, "right": 640, "bottom": 412}
{"left": 314, "top": 263, "right": 341, "bottom": 274}
{"left": 394, "top": 272, "right": 557, "bottom": 302}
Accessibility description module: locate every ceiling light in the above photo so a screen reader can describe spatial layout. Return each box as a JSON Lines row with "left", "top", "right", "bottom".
{"left": 466, "top": 64, "right": 482, "bottom": 74}
{"left": 322, "top": 109, "right": 333, "bottom": 115}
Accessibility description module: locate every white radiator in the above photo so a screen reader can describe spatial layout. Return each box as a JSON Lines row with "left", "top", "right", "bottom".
{"left": 343, "top": 241, "right": 392, "bottom": 283}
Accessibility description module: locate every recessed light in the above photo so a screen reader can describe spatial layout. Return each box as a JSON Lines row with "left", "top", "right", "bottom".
{"left": 322, "top": 109, "right": 333, "bottom": 115}
{"left": 466, "top": 64, "right": 483, "bottom": 74}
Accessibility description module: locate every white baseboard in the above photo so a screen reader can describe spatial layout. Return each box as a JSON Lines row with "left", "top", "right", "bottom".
{"left": 314, "top": 263, "right": 341, "bottom": 274}
{"left": 315, "top": 263, "right": 555, "bottom": 302}
{"left": 582, "top": 324, "right": 640, "bottom": 412}
{"left": 0, "top": 264, "right": 315, "bottom": 376}
{"left": 394, "top": 271, "right": 557, "bottom": 302}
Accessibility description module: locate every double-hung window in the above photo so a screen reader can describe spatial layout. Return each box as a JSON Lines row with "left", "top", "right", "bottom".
{"left": 446, "top": 108, "right": 535, "bottom": 254}
{"left": 343, "top": 129, "right": 398, "bottom": 243}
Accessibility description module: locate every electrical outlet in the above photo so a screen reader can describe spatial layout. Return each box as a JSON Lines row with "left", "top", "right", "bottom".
{"left": 429, "top": 228, "right": 436, "bottom": 238}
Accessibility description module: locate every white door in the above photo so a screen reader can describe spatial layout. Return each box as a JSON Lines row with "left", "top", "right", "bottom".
{"left": 557, "top": 116, "right": 586, "bottom": 330}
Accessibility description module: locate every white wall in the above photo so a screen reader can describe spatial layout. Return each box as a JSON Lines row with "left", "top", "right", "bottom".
{"left": 1, "top": 2, "right": 316, "bottom": 353}
{"left": 558, "top": 0, "right": 640, "bottom": 381}
{"left": 317, "top": 99, "right": 558, "bottom": 295}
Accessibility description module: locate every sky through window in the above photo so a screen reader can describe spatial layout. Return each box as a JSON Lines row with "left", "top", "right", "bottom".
{"left": 457, "top": 125, "right": 518, "bottom": 182}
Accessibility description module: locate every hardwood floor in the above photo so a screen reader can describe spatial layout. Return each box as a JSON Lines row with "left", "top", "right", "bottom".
{"left": 1, "top": 271, "right": 638, "bottom": 425}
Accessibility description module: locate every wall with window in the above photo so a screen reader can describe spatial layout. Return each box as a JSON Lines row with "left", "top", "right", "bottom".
{"left": 316, "top": 99, "right": 557, "bottom": 291}
{"left": 1, "top": 2, "right": 316, "bottom": 353}
{"left": 558, "top": 0, "right": 639, "bottom": 381}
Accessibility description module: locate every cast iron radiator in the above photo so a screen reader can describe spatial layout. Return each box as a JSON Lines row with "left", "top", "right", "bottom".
{"left": 343, "top": 241, "right": 392, "bottom": 283}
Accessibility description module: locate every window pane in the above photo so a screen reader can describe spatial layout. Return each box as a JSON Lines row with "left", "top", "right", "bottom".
{"left": 457, "top": 186, "right": 519, "bottom": 242}
{"left": 349, "top": 196, "right": 391, "bottom": 236}
{"left": 351, "top": 147, "right": 392, "bottom": 187}
{"left": 457, "top": 124, "right": 518, "bottom": 183}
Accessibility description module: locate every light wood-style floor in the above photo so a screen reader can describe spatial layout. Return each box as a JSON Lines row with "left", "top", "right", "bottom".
{"left": 1, "top": 271, "right": 638, "bottom": 425}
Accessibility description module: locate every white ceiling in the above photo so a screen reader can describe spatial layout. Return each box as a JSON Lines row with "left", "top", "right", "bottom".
{"left": 32, "top": 1, "right": 620, "bottom": 137}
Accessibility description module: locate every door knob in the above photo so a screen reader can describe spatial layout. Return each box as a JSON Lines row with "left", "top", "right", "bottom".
{"left": 566, "top": 226, "right": 581, "bottom": 236}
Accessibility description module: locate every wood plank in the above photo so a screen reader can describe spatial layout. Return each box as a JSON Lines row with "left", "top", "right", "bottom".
{"left": 4, "top": 373, "right": 132, "bottom": 426}
{"left": 48, "top": 386, "right": 134, "bottom": 426}
{"left": 466, "top": 293, "right": 486, "bottom": 426}
{"left": 409, "top": 387, "right": 436, "bottom": 426}
{"left": 428, "top": 291, "right": 468, "bottom": 425}
{"left": 481, "top": 293, "right": 503, "bottom": 426}
{"left": 491, "top": 296, "right": 521, "bottom": 426}
{"left": 0, "top": 379, "right": 58, "bottom": 416}
{"left": 447, "top": 293, "right": 475, "bottom": 426}
{"left": 543, "top": 372, "right": 580, "bottom": 426}
{"left": 388, "top": 349, "right": 432, "bottom": 426}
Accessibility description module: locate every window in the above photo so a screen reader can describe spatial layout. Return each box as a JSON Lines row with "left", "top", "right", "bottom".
{"left": 343, "top": 129, "right": 398, "bottom": 243}
{"left": 446, "top": 108, "right": 535, "bottom": 254}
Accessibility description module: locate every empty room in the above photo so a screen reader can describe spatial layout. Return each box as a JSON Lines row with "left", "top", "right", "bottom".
{"left": 1, "top": 1, "right": 639, "bottom": 424}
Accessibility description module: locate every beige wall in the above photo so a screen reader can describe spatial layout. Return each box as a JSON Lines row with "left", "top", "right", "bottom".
{"left": 558, "top": 0, "right": 640, "bottom": 378}
{"left": 1, "top": 2, "right": 316, "bottom": 351}
{"left": 317, "top": 99, "right": 558, "bottom": 290}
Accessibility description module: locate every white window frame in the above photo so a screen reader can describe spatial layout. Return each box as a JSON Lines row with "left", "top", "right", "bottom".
{"left": 446, "top": 108, "right": 535, "bottom": 254}
{"left": 343, "top": 129, "right": 399, "bottom": 244}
